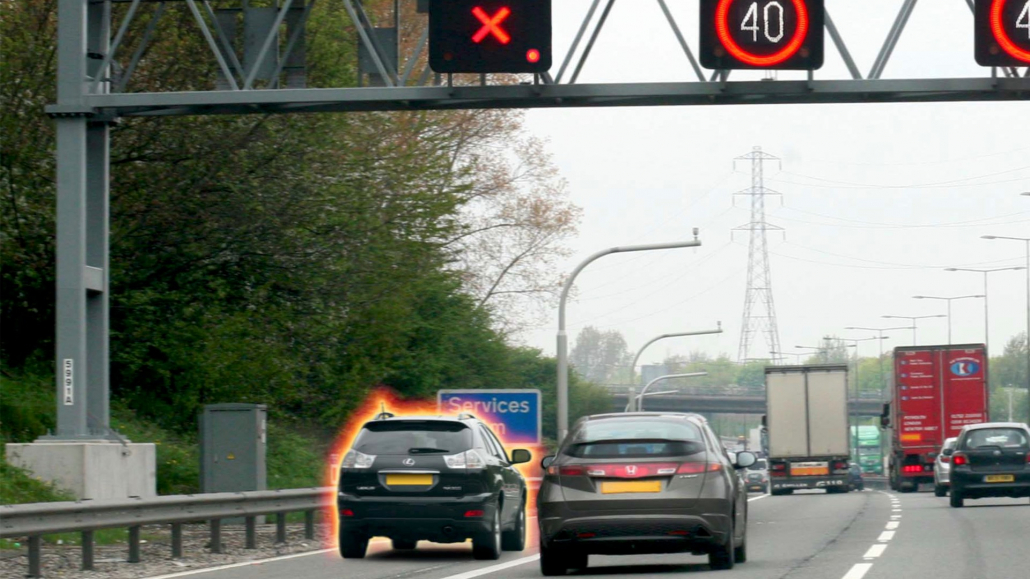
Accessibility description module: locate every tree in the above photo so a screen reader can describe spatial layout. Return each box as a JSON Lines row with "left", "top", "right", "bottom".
{"left": 988, "top": 333, "right": 1029, "bottom": 424}
{"left": 570, "top": 327, "right": 631, "bottom": 386}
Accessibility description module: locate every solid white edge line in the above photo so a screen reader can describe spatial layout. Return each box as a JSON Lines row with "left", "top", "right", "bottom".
{"left": 438, "top": 555, "right": 541, "bottom": 579}
{"left": 142, "top": 549, "right": 336, "bottom": 579}
{"left": 747, "top": 493, "right": 770, "bottom": 502}
{"left": 842, "top": 562, "right": 874, "bottom": 579}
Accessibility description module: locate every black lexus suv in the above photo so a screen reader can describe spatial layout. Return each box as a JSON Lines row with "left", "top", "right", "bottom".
{"left": 337, "top": 412, "right": 532, "bottom": 559}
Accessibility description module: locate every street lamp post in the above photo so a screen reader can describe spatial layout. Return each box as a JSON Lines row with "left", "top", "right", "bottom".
{"left": 911, "top": 295, "right": 985, "bottom": 345}
{"left": 557, "top": 231, "right": 702, "bottom": 442}
{"left": 982, "top": 234, "right": 1030, "bottom": 423}
{"left": 629, "top": 325, "right": 723, "bottom": 389}
{"left": 627, "top": 372, "right": 709, "bottom": 412}
{"left": 845, "top": 326, "right": 912, "bottom": 398}
{"left": 944, "top": 267, "right": 1025, "bottom": 355}
{"left": 770, "top": 351, "right": 804, "bottom": 364}
{"left": 880, "top": 314, "right": 947, "bottom": 345}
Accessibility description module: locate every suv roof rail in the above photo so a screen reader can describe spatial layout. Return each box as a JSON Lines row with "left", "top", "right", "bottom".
{"left": 457, "top": 412, "right": 476, "bottom": 421}
{"left": 373, "top": 411, "right": 395, "bottom": 420}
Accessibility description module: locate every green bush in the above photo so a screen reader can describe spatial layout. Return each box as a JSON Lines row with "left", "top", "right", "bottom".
{"left": 267, "top": 422, "right": 325, "bottom": 490}
{"left": 0, "top": 448, "right": 72, "bottom": 505}
{"left": 111, "top": 403, "right": 200, "bottom": 495}
{"left": 0, "top": 363, "right": 56, "bottom": 442}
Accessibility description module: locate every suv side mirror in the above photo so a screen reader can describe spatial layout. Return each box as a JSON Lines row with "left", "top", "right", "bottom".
{"left": 734, "top": 451, "right": 757, "bottom": 469}
{"left": 511, "top": 449, "right": 532, "bottom": 465}
{"left": 541, "top": 455, "right": 556, "bottom": 470}
{"left": 942, "top": 448, "right": 954, "bottom": 457}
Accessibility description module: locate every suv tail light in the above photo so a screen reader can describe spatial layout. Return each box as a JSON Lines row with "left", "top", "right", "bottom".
{"left": 952, "top": 453, "right": 968, "bottom": 466}
{"left": 443, "top": 449, "right": 487, "bottom": 470}
{"left": 340, "top": 450, "right": 376, "bottom": 469}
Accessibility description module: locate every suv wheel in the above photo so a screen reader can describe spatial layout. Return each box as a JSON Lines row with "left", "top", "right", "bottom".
{"left": 950, "top": 490, "right": 964, "bottom": 508}
{"left": 709, "top": 519, "right": 735, "bottom": 570}
{"left": 501, "top": 496, "right": 526, "bottom": 551}
{"left": 472, "top": 502, "right": 502, "bottom": 560}
{"left": 392, "top": 539, "right": 417, "bottom": 550}
{"left": 339, "top": 531, "right": 369, "bottom": 559}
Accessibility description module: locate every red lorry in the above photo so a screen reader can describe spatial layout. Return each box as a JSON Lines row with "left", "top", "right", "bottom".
{"left": 883, "top": 344, "right": 989, "bottom": 493}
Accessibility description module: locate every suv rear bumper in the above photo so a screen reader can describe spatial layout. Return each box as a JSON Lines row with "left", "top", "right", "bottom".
{"left": 338, "top": 492, "right": 496, "bottom": 542}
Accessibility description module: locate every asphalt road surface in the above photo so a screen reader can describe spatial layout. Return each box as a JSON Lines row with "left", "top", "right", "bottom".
{"left": 146, "top": 490, "right": 1030, "bottom": 579}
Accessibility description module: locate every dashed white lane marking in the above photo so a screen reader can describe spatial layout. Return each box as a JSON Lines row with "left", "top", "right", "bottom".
{"left": 748, "top": 494, "right": 770, "bottom": 502}
{"left": 885, "top": 521, "right": 900, "bottom": 530}
{"left": 891, "top": 514, "right": 902, "bottom": 519}
{"left": 438, "top": 555, "right": 541, "bottom": 579}
{"left": 842, "top": 563, "right": 874, "bottom": 579}
{"left": 863, "top": 544, "right": 888, "bottom": 559}
{"left": 878, "top": 530, "right": 896, "bottom": 542}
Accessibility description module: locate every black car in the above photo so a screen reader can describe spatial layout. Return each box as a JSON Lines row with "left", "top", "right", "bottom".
{"left": 948, "top": 422, "right": 1030, "bottom": 508}
{"left": 337, "top": 412, "right": 532, "bottom": 559}
{"left": 537, "top": 412, "right": 754, "bottom": 575}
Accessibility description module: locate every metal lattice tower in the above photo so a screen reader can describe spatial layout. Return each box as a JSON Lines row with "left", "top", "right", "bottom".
{"left": 734, "top": 146, "right": 783, "bottom": 363}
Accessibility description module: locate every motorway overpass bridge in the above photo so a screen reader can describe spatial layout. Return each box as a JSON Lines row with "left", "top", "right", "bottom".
{"left": 608, "top": 393, "right": 885, "bottom": 416}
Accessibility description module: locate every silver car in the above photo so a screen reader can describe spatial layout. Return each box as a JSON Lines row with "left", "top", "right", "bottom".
{"left": 933, "top": 437, "right": 958, "bottom": 497}
{"left": 537, "top": 412, "right": 754, "bottom": 575}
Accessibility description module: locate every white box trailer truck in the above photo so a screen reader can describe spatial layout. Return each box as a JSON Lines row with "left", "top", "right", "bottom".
{"left": 764, "top": 365, "right": 851, "bottom": 495}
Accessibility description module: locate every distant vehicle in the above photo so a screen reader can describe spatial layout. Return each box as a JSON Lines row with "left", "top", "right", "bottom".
{"left": 883, "top": 344, "right": 988, "bottom": 493}
{"left": 851, "top": 425, "right": 883, "bottom": 475}
{"left": 933, "top": 437, "right": 958, "bottom": 497}
{"left": 745, "top": 471, "right": 769, "bottom": 493}
{"left": 947, "top": 422, "right": 1030, "bottom": 508}
{"left": 537, "top": 412, "right": 754, "bottom": 575}
{"left": 747, "top": 458, "right": 768, "bottom": 472}
{"left": 764, "top": 365, "right": 852, "bottom": 495}
{"left": 336, "top": 413, "right": 531, "bottom": 559}
{"left": 847, "top": 462, "right": 864, "bottom": 491}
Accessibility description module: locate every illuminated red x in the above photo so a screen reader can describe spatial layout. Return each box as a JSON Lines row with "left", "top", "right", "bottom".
{"left": 471, "top": 6, "right": 511, "bottom": 45}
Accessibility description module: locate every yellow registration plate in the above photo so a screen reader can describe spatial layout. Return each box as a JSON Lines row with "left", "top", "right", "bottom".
{"left": 600, "top": 481, "right": 662, "bottom": 494}
{"left": 386, "top": 474, "right": 433, "bottom": 486}
{"left": 984, "top": 474, "right": 1015, "bottom": 483}
{"left": 791, "top": 467, "right": 829, "bottom": 476}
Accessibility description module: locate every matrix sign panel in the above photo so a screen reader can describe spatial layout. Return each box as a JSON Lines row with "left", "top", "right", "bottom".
{"left": 429, "top": 0, "right": 552, "bottom": 73}
{"left": 700, "top": 0, "right": 824, "bottom": 70}
{"left": 975, "top": 0, "right": 1030, "bottom": 66}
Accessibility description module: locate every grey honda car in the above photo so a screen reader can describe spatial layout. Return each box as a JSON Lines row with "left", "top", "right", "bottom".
{"left": 537, "top": 412, "right": 755, "bottom": 575}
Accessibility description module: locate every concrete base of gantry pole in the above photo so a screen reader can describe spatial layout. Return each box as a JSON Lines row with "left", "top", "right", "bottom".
{"left": 5, "top": 441, "right": 156, "bottom": 500}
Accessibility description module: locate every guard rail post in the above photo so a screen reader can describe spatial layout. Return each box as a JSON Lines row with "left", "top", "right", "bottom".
{"left": 276, "top": 513, "right": 287, "bottom": 543}
{"left": 128, "top": 525, "right": 141, "bottom": 562}
{"left": 171, "top": 523, "right": 183, "bottom": 558}
{"left": 304, "top": 510, "right": 315, "bottom": 540}
{"left": 28, "top": 535, "right": 41, "bottom": 577}
{"left": 210, "top": 519, "right": 222, "bottom": 554}
{"left": 82, "top": 530, "right": 94, "bottom": 570}
{"left": 245, "top": 516, "right": 257, "bottom": 549}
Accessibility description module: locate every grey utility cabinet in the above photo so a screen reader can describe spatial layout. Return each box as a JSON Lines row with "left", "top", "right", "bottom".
{"left": 200, "top": 404, "right": 267, "bottom": 493}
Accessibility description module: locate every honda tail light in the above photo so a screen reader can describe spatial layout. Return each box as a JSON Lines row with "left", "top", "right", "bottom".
{"left": 952, "top": 454, "right": 968, "bottom": 466}
{"left": 443, "top": 449, "right": 487, "bottom": 469}
{"left": 677, "top": 462, "right": 722, "bottom": 474}
{"left": 341, "top": 450, "right": 376, "bottom": 469}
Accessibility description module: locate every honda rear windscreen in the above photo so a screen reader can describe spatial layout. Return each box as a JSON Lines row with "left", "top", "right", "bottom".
{"left": 564, "top": 419, "right": 705, "bottom": 458}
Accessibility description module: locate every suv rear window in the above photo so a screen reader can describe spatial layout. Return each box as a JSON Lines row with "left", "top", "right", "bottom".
{"left": 962, "top": 428, "right": 1030, "bottom": 449}
{"left": 352, "top": 421, "right": 473, "bottom": 455}
{"left": 564, "top": 418, "right": 705, "bottom": 458}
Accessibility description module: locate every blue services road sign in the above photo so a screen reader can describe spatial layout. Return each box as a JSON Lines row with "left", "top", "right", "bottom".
{"left": 437, "top": 389, "right": 542, "bottom": 444}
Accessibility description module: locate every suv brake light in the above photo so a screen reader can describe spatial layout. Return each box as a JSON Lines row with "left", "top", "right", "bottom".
{"left": 952, "top": 453, "right": 968, "bottom": 466}
{"left": 341, "top": 450, "right": 376, "bottom": 469}
{"left": 443, "top": 449, "right": 487, "bottom": 469}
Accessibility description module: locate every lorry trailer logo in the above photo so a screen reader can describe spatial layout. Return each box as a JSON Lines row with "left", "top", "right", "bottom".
{"left": 949, "top": 358, "right": 981, "bottom": 377}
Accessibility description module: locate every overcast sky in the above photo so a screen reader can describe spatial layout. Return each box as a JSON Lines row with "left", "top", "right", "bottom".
{"left": 517, "top": 0, "right": 1030, "bottom": 365}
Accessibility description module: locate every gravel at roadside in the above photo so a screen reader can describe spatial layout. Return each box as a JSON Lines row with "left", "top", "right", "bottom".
{"left": 0, "top": 522, "right": 332, "bottom": 579}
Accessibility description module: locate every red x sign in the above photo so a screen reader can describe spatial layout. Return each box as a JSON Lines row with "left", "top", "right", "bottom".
{"left": 471, "top": 6, "right": 512, "bottom": 44}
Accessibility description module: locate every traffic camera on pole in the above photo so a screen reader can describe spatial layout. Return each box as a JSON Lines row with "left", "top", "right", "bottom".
{"left": 429, "top": 1, "right": 552, "bottom": 73}
{"left": 975, "top": 0, "right": 1030, "bottom": 66}
{"left": 699, "top": 0, "right": 825, "bottom": 70}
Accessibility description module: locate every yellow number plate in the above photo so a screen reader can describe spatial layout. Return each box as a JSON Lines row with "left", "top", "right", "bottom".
{"left": 791, "top": 467, "right": 829, "bottom": 476}
{"left": 600, "top": 481, "right": 662, "bottom": 494}
{"left": 984, "top": 475, "right": 1015, "bottom": 483}
{"left": 386, "top": 474, "right": 433, "bottom": 486}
